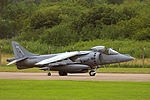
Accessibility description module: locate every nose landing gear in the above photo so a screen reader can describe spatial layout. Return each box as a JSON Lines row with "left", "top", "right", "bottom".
{"left": 89, "top": 70, "right": 96, "bottom": 76}
{"left": 89, "top": 66, "right": 99, "bottom": 76}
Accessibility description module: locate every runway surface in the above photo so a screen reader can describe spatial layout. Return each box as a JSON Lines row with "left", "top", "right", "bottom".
{"left": 0, "top": 72, "right": 150, "bottom": 81}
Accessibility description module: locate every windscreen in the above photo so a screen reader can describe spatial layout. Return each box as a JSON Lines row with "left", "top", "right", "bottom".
{"left": 106, "top": 48, "right": 118, "bottom": 55}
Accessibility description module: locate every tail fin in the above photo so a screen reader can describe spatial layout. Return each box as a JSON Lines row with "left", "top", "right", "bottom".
{"left": 12, "top": 41, "right": 38, "bottom": 58}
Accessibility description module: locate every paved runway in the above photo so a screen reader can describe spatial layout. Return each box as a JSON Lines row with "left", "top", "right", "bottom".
{"left": 0, "top": 72, "right": 150, "bottom": 81}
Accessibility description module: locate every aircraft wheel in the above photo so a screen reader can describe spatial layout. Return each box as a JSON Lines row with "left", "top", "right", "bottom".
{"left": 47, "top": 72, "right": 51, "bottom": 76}
{"left": 89, "top": 71, "right": 96, "bottom": 76}
{"left": 59, "top": 71, "right": 67, "bottom": 76}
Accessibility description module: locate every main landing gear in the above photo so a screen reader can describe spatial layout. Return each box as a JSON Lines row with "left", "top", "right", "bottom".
{"left": 58, "top": 71, "right": 68, "bottom": 76}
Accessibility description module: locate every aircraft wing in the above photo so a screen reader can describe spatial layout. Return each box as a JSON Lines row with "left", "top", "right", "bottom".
{"left": 39, "top": 59, "right": 76, "bottom": 70}
{"left": 7, "top": 57, "right": 28, "bottom": 66}
{"left": 35, "top": 51, "right": 90, "bottom": 66}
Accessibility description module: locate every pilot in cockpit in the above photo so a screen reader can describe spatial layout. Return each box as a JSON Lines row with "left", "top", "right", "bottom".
{"left": 90, "top": 46, "right": 118, "bottom": 55}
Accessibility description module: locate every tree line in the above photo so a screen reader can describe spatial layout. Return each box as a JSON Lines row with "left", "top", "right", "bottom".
{"left": 0, "top": 0, "right": 150, "bottom": 47}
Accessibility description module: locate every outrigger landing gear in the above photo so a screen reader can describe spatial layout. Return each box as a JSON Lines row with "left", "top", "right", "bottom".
{"left": 47, "top": 72, "right": 51, "bottom": 76}
{"left": 47, "top": 66, "right": 51, "bottom": 76}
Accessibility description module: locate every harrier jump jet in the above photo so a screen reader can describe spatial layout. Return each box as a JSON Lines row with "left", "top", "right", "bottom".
{"left": 7, "top": 41, "right": 134, "bottom": 76}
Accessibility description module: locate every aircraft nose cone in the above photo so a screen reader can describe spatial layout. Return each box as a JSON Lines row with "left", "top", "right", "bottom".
{"left": 119, "top": 54, "right": 134, "bottom": 62}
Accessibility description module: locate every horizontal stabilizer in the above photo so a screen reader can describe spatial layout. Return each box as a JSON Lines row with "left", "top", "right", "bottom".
{"left": 7, "top": 57, "right": 27, "bottom": 66}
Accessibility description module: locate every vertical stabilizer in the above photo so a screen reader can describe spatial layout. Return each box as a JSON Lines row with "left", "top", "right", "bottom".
{"left": 11, "top": 41, "right": 38, "bottom": 58}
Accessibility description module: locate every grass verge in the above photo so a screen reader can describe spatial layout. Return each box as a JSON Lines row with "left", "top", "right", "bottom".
{"left": 0, "top": 80, "right": 149, "bottom": 100}
{"left": 0, "top": 66, "right": 44, "bottom": 72}
{"left": 0, "top": 66, "right": 150, "bottom": 74}
{"left": 99, "top": 68, "right": 150, "bottom": 74}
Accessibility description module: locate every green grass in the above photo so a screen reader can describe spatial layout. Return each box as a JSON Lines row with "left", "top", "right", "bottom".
{"left": 99, "top": 68, "right": 150, "bottom": 74}
{"left": 0, "top": 66, "right": 44, "bottom": 72}
{"left": 0, "top": 66, "right": 150, "bottom": 74}
{"left": 0, "top": 80, "right": 149, "bottom": 100}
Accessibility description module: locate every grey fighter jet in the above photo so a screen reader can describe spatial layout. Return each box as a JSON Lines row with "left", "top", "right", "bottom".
{"left": 7, "top": 41, "right": 134, "bottom": 76}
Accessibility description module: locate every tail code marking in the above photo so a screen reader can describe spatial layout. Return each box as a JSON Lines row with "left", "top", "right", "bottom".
{"left": 16, "top": 46, "right": 24, "bottom": 57}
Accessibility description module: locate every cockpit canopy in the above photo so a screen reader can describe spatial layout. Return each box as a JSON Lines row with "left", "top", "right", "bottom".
{"left": 90, "top": 46, "right": 118, "bottom": 55}
{"left": 90, "top": 46, "right": 106, "bottom": 52}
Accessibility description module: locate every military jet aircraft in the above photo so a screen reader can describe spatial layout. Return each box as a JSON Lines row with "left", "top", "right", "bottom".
{"left": 7, "top": 41, "right": 134, "bottom": 76}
